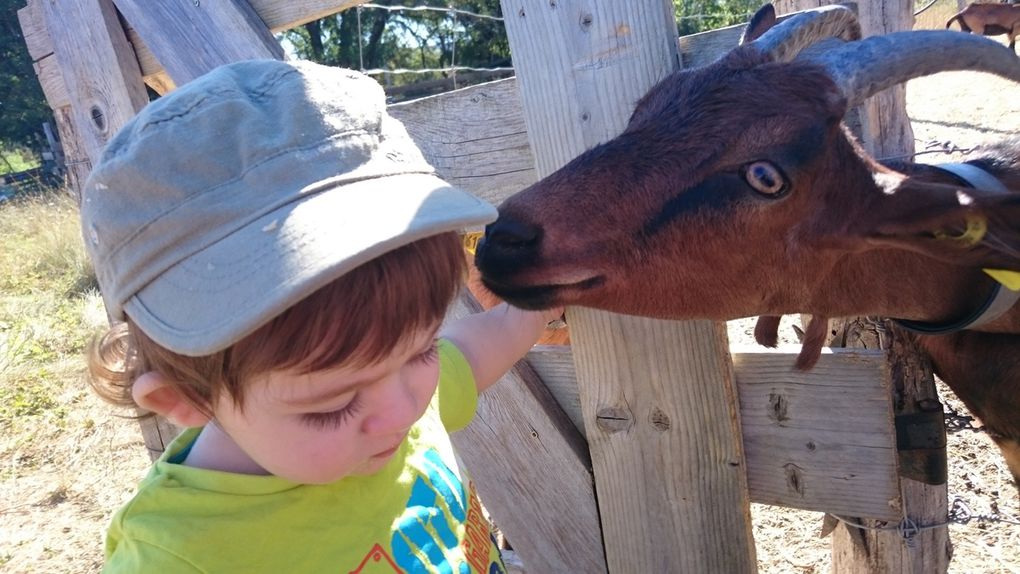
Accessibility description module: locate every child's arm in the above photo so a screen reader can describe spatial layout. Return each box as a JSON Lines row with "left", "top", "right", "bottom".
{"left": 441, "top": 303, "right": 563, "bottom": 393}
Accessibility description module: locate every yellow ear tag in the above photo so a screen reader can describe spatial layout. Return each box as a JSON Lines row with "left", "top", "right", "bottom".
{"left": 930, "top": 215, "right": 1020, "bottom": 290}
{"left": 984, "top": 269, "right": 1020, "bottom": 291}
{"left": 462, "top": 231, "right": 484, "bottom": 255}
{"left": 933, "top": 214, "right": 987, "bottom": 247}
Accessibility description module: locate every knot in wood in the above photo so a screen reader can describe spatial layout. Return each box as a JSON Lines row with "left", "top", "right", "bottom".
{"left": 649, "top": 407, "right": 671, "bottom": 432}
{"left": 89, "top": 105, "right": 106, "bottom": 134}
{"left": 784, "top": 463, "right": 806, "bottom": 496}
{"left": 768, "top": 392, "right": 790, "bottom": 424}
{"left": 595, "top": 406, "right": 632, "bottom": 433}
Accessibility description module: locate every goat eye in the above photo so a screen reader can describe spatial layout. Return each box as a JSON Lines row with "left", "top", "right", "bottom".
{"left": 743, "top": 161, "right": 787, "bottom": 197}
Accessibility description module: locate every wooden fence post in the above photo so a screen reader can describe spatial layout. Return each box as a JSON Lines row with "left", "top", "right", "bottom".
{"left": 500, "top": 1, "right": 757, "bottom": 572}
{"left": 776, "top": 1, "right": 951, "bottom": 572}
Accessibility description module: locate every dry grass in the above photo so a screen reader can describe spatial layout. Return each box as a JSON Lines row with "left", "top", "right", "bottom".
{"left": 0, "top": 191, "right": 151, "bottom": 573}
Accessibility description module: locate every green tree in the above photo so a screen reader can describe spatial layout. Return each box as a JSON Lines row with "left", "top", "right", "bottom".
{"left": 675, "top": 0, "right": 761, "bottom": 36}
{"left": 0, "top": 0, "right": 52, "bottom": 152}
{"left": 283, "top": 0, "right": 509, "bottom": 101}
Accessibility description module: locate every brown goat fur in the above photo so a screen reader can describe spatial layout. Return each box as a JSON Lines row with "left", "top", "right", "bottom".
{"left": 947, "top": 2, "right": 1020, "bottom": 51}
{"left": 476, "top": 36, "right": 1020, "bottom": 487}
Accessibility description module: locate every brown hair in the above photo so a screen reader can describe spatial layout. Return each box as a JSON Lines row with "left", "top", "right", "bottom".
{"left": 87, "top": 232, "right": 467, "bottom": 415}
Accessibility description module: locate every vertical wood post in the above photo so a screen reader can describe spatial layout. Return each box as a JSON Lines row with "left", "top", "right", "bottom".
{"left": 776, "top": 1, "right": 950, "bottom": 572}
{"left": 39, "top": 0, "right": 149, "bottom": 169}
{"left": 500, "top": 2, "right": 756, "bottom": 572}
{"left": 826, "top": 319, "right": 952, "bottom": 574}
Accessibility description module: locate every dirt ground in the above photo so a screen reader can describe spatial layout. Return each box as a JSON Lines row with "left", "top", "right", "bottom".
{"left": 3, "top": 41, "right": 1020, "bottom": 574}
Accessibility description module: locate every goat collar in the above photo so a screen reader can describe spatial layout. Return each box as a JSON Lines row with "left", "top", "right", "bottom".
{"left": 892, "top": 162, "right": 1020, "bottom": 335}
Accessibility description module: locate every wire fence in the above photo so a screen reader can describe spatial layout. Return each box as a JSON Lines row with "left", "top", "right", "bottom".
{"left": 350, "top": 3, "right": 755, "bottom": 96}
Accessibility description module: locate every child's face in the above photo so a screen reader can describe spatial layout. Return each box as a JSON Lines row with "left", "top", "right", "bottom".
{"left": 210, "top": 324, "right": 443, "bottom": 484}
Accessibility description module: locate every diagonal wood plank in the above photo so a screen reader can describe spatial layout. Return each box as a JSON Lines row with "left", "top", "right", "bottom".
{"left": 445, "top": 294, "right": 606, "bottom": 574}
{"left": 112, "top": 0, "right": 284, "bottom": 86}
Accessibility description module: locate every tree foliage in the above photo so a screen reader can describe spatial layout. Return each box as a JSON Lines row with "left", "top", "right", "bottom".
{"left": 1, "top": 0, "right": 763, "bottom": 148}
{"left": 282, "top": 1, "right": 760, "bottom": 99}
{"left": 675, "top": 0, "right": 763, "bottom": 36}
{"left": 1, "top": 0, "right": 52, "bottom": 151}
{"left": 282, "top": 0, "right": 510, "bottom": 100}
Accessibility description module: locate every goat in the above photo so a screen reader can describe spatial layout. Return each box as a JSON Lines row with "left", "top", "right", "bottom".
{"left": 947, "top": 2, "right": 1020, "bottom": 52}
{"left": 475, "top": 4, "right": 1020, "bottom": 489}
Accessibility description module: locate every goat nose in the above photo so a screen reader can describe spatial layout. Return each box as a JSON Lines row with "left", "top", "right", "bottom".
{"left": 484, "top": 217, "right": 540, "bottom": 249}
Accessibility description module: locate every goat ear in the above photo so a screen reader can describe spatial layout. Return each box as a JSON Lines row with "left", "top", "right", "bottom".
{"left": 741, "top": 4, "right": 777, "bottom": 44}
{"left": 855, "top": 178, "right": 1020, "bottom": 271}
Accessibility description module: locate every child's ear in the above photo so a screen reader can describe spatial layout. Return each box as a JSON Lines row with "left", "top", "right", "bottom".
{"left": 132, "top": 372, "right": 211, "bottom": 428}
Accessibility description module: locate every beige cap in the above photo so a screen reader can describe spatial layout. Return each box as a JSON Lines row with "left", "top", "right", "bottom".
{"left": 81, "top": 59, "right": 496, "bottom": 356}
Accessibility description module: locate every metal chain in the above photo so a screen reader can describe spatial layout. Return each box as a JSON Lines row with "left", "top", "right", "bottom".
{"left": 943, "top": 402, "right": 988, "bottom": 434}
{"left": 829, "top": 497, "right": 1020, "bottom": 547}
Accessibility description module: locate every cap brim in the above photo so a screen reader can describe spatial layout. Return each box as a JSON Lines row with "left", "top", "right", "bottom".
{"left": 124, "top": 173, "right": 497, "bottom": 356}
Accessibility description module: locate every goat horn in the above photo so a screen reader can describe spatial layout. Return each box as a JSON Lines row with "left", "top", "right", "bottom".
{"left": 809, "top": 31, "right": 1020, "bottom": 108}
{"left": 750, "top": 5, "right": 861, "bottom": 63}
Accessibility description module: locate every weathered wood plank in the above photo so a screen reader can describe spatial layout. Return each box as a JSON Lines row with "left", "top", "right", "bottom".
{"left": 16, "top": 1, "right": 50, "bottom": 61}
{"left": 39, "top": 0, "right": 149, "bottom": 167}
{"left": 249, "top": 0, "right": 369, "bottom": 31}
{"left": 447, "top": 294, "right": 606, "bottom": 574}
{"left": 119, "top": 2, "right": 372, "bottom": 89}
{"left": 733, "top": 345, "right": 899, "bottom": 519}
{"left": 525, "top": 344, "right": 901, "bottom": 520}
{"left": 826, "top": 320, "right": 951, "bottom": 574}
{"left": 679, "top": 21, "right": 744, "bottom": 68}
{"left": 390, "top": 78, "right": 537, "bottom": 209}
{"left": 32, "top": 56, "right": 70, "bottom": 110}
{"left": 113, "top": 0, "right": 284, "bottom": 86}
{"left": 501, "top": 2, "right": 756, "bottom": 572}
{"left": 526, "top": 345, "right": 585, "bottom": 434}
{"left": 50, "top": 105, "right": 93, "bottom": 199}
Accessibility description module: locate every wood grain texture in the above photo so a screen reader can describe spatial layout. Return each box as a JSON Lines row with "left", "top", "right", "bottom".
{"left": 500, "top": 1, "right": 756, "bottom": 571}
{"left": 526, "top": 344, "right": 901, "bottom": 520}
{"left": 112, "top": 0, "right": 284, "bottom": 86}
{"left": 447, "top": 294, "right": 606, "bottom": 574}
{"left": 827, "top": 319, "right": 951, "bottom": 574}
{"left": 16, "top": 1, "right": 50, "bottom": 61}
{"left": 39, "top": 0, "right": 149, "bottom": 167}
{"left": 389, "top": 78, "right": 538, "bottom": 210}
{"left": 109, "top": 2, "right": 369, "bottom": 88}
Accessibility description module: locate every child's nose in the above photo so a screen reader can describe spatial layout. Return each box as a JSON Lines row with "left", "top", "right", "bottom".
{"left": 360, "top": 373, "right": 420, "bottom": 436}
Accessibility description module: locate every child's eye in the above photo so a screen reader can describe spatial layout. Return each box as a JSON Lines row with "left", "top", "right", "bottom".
{"left": 411, "top": 340, "right": 439, "bottom": 365}
{"left": 301, "top": 395, "right": 362, "bottom": 429}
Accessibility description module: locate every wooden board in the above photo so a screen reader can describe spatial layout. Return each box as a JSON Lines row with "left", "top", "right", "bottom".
{"left": 446, "top": 295, "right": 606, "bottom": 574}
{"left": 526, "top": 344, "right": 901, "bottom": 520}
{"left": 39, "top": 0, "right": 149, "bottom": 165}
{"left": 112, "top": 0, "right": 284, "bottom": 86}
{"left": 118, "top": 1, "right": 372, "bottom": 89}
{"left": 389, "top": 78, "right": 538, "bottom": 210}
{"left": 501, "top": 3, "right": 757, "bottom": 571}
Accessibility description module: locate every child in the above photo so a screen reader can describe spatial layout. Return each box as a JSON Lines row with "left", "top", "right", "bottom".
{"left": 83, "top": 59, "right": 560, "bottom": 573}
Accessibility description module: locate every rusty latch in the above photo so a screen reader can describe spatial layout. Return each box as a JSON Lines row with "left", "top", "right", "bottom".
{"left": 895, "top": 408, "right": 948, "bottom": 485}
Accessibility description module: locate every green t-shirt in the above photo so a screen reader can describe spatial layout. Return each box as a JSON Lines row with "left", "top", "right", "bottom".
{"left": 103, "top": 340, "right": 506, "bottom": 574}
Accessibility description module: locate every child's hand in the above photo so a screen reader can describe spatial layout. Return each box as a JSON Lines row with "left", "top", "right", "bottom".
{"left": 443, "top": 303, "right": 567, "bottom": 393}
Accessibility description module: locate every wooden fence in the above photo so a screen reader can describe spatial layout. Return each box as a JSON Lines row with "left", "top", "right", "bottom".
{"left": 18, "top": 0, "right": 951, "bottom": 572}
